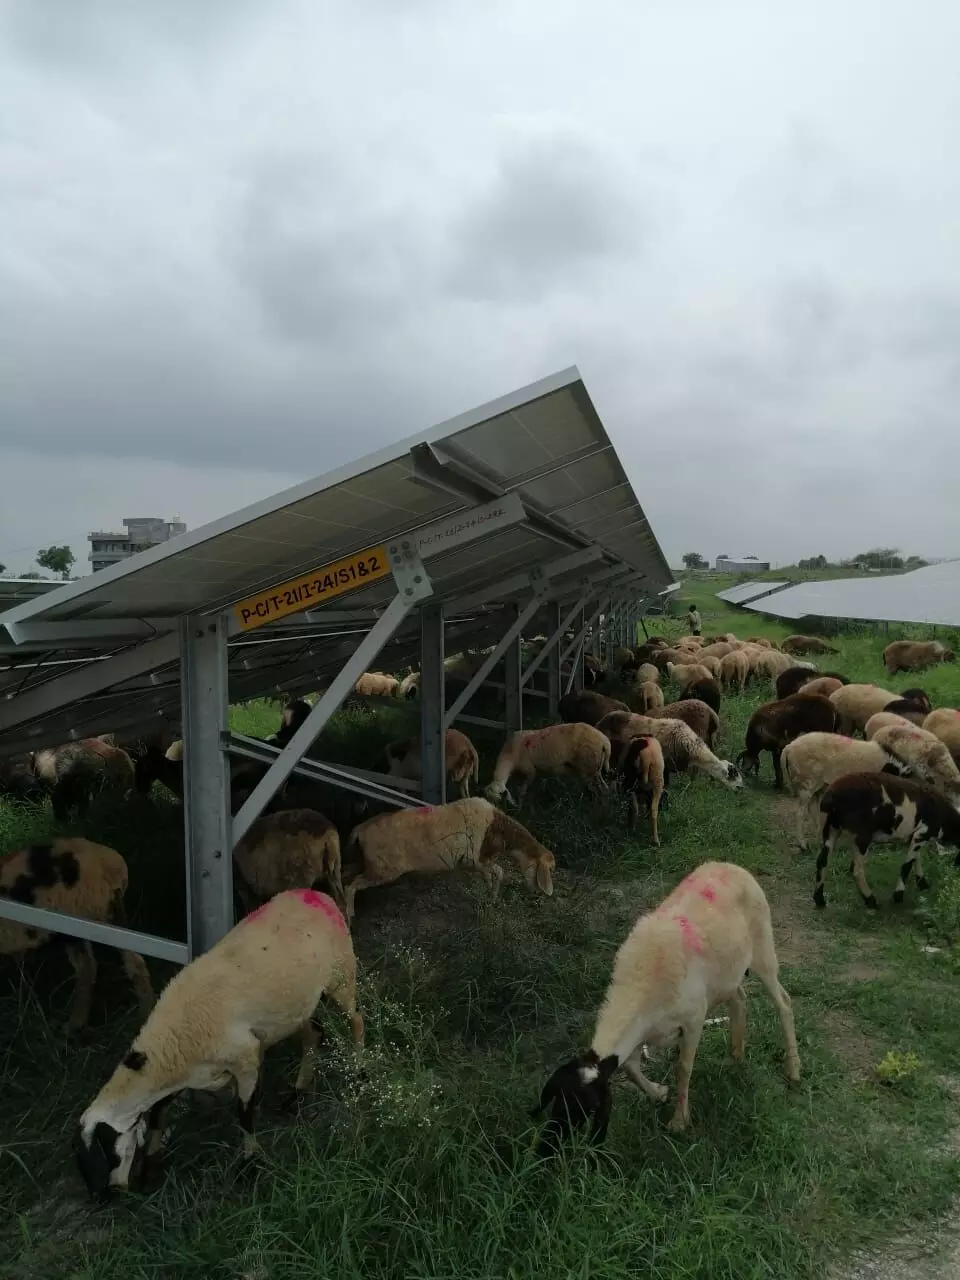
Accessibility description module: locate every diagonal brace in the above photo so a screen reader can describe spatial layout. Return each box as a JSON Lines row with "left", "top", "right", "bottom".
{"left": 520, "top": 591, "right": 591, "bottom": 688}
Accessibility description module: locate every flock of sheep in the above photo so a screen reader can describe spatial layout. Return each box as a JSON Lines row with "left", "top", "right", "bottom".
{"left": 2, "top": 621, "right": 959, "bottom": 1200}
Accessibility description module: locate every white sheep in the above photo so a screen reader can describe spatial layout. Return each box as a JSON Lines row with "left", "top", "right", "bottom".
{"left": 343, "top": 797, "right": 555, "bottom": 920}
{"left": 924, "top": 708, "right": 960, "bottom": 766}
{"left": 485, "top": 723, "right": 611, "bottom": 808}
{"left": 780, "top": 732, "right": 910, "bottom": 848}
{"left": 532, "top": 861, "right": 800, "bottom": 1150}
{"left": 829, "top": 684, "right": 901, "bottom": 736}
{"left": 76, "top": 887, "right": 363, "bottom": 1198}
{"left": 1, "top": 839, "right": 154, "bottom": 1033}
{"left": 597, "top": 711, "right": 742, "bottom": 792}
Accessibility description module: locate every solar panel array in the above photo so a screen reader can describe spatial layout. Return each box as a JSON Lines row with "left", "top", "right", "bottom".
{"left": 745, "top": 560, "right": 960, "bottom": 625}
{"left": 715, "top": 580, "right": 790, "bottom": 605}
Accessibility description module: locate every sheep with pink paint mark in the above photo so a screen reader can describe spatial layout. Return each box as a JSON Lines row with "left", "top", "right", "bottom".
{"left": 532, "top": 861, "right": 800, "bottom": 1152}
{"left": 76, "top": 887, "right": 363, "bottom": 1199}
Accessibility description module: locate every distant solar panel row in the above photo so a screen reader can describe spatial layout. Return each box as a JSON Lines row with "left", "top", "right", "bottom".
{"left": 745, "top": 560, "right": 960, "bottom": 625}
{"left": 715, "top": 580, "right": 789, "bottom": 605}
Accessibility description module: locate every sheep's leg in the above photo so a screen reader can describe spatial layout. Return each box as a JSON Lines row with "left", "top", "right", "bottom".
{"left": 326, "top": 970, "right": 365, "bottom": 1048}
{"left": 850, "top": 838, "right": 878, "bottom": 909}
{"left": 812, "top": 824, "right": 836, "bottom": 908}
{"left": 649, "top": 789, "right": 662, "bottom": 847}
{"left": 626, "top": 791, "right": 639, "bottom": 832}
{"left": 477, "top": 859, "right": 505, "bottom": 900}
{"left": 914, "top": 840, "right": 930, "bottom": 891}
{"left": 234, "top": 1045, "right": 265, "bottom": 1158}
{"left": 343, "top": 874, "right": 378, "bottom": 924}
{"left": 622, "top": 1047, "right": 669, "bottom": 1103}
{"left": 727, "top": 986, "right": 747, "bottom": 1062}
{"left": 771, "top": 749, "right": 784, "bottom": 791}
{"left": 293, "top": 1019, "right": 321, "bottom": 1094}
{"left": 64, "top": 939, "right": 97, "bottom": 1033}
{"left": 667, "top": 1014, "right": 706, "bottom": 1132}
{"left": 119, "top": 949, "right": 155, "bottom": 1017}
{"left": 794, "top": 792, "right": 811, "bottom": 850}
{"left": 747, "top": 944, "right": 801, "bottom": 1083}
{"left": 895, "top": 833, "right": 930, "bottom": 902}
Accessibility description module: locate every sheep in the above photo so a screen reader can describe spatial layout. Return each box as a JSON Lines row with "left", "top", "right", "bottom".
{"left": 634, "top": 680, "right": 665, "bottom": 713}
{"left": 343, "top": 797, "right": 555, "bottom": 920}
{"left": 398, "top": 670, "right": 420, "bottom": 699}
{"left": 745, "top": 637, "right": 778, "bottom": 649}
{"left": 883, "top": 639, "right": 956, "bottom": 676}
{"left": 871, "top": 723, "right": 960, "bottom": 798}
{"left": 756, "top": 650, "right": 808, "bottom": 681}
{"left": 720, "top": 649, "right": 749, "bottom": 693}
{"left": 736, "top": 693, "right": 838, "bottom": 788}
{"left": 775, "top": 666, "right": 823, "bottom": 700}
{"left": 780, "top": 733, "right": 912, "bottom": 848}
{"left": 596, "top": 712, "right": 742, "bottom": 792}
{"left": 878, "top": 697, "right": 929, "bottom": 727}
{"left": 558, "top": 689, "right": 629, "bottom": 726}
{"left": 32, "top": 739, "right": 135, "bottom": 820}
{"left": 829, "top": 684, "right": 917, "bottom": 736}
{"left": 485, "top": 724, "right": 611, "bottom": 808}
{"left": 696, "top": 642, "right": 735, "bottom": 662}
{"left": 665, "top": 662, "right": 713, "bottom": 696}
{"left": 0, "top": 753, "right": 46, "bottom": 804}
{"left": 384, "top": 729, "right": 480, "bottom": 799}
{"left": 1, "top": 840, "right": 154, "bottom": 1033}
{"left": 613, "top": 645, "right": 637, "bottom": 671}
{"left": 354, "top": 672, "right": 399, "bottom": 697}
{"left": 815, "top": 774, "right": 960, "bottom": 910}
{"left": 634, "top": 663, "right": 660, "bottom": 686}
{"left": 798, "top": 675, "right": 847, "bottom": 700}
{"left": 616, "top": 736, "right": 665, "bottom": 846}
{"left": 531, "top": 861, "right": 800, "bottom": 1149}
{"left": 681, "top": 677, "right": 721, "bottom": 715}
{"left": 76, "top": 887, "right": 362, "bottom": 1198}
{"left": 781, "top": 635, "right": 840, "bottom": 656}
{"left": 232, "top": 808, "right": 345, "bottom": 912}
{"left": 649, "top": 699, "right": 720, "bottom": 748}
{"left": 923, "top": 709, "right": 960, "bottom": 765}
{"left": 864, "top": 711, "right": 915, "bottom": 739}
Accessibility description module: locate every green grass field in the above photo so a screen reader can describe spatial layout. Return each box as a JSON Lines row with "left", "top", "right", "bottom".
{"left": 2, "top": 584, "right": 960, "bottom": 1279}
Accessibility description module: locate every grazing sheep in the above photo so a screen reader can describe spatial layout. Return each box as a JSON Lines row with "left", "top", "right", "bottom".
{"left": 649, "top": 700, "right": 720, "bottom": 748}
{"left": 634, "top": 680, "right": 665, "bottom": 713}
{"left": 1, "top": 840, "right": 154, "bottom": 1033}
{"left": 883, "top": 640, "right": 956, "bottom": 676}
{"left": 0, "top": 753, "right": 45, "bottom": 804}
{"left": 745, "top": 637, "right": 778, "bottom": 649}
{"left": 923, "top": 709, "right": 960, "bottom": 765}
{"left": 597, "top": 712, "right": 742, "bottom": 792}
{"left": 780, "top": 733, "right": 911, "bottom": 848}
{"left": 879, "top": 697, "right": 929, "bottom": 727}
{"left": 815, "top": 774, "right": 960, "bottom": 910}
{"left": 756, "top": 650, "right": 807, "bottom": 681}
{"left": 871, "top": 723, "right": 960, "bottom": 798}
{"left": 617, "top": 736, "right": 665, "bottom": 846}
{"left": 614, "top": 646, "right": 637, "bottom": 671}
{"left": 354, "top": 672, "right": 399, "bottom": 697}
{"left": 829, "top": 684, "right": 921, "bottom": 736}
{"left": 799, "top": 676, "right": 847, "bottom": 700}
{"left": 531, "top": 862, "right": 800, "bottom": 1150}
{"left": 344, "top": 798, "right": 554, "bottom": 919}
{"left": 385, "top": 729, "right": 480, "bottom": 800}
{"left": 720, "top": 650, "right": 749, "bottom": 693}
{"left": 634, "top": 663, "right": 660, "bottom": 686}
{"left": 665, "top": 662, "right": 713, "bottom": 695}
{"left": 682, "top": 677, "right": 721, "bottom": 715}
{"left": 781, "top": 635, "right": 839, "bottom": 656}
{"left": 233, "top": 808, "right": 345, "bottom": 912}
{"left": 864, "top": 712, "right": 915, "bottom": 740}
{"left": 398, "top": 670, "right": 420, "bottom": 699}
{"left": 76, "top": 888, "right": 362, "bottom": 1198}
{"left": 32, "top": 740, "right": 135, "bottom": 820}
{"left": 696, "top": 643, "right": 734, "bottom": 662}
{"left": 485, "top": 724, "right": 611, "bottom": 807}
{"left": 558, "top": 689, "right": 629, "bottom": 726}
{"left": 736, "top": 693, "right": 838, "bottom": 788}
{"left": 775, "top": 666, "right": 822, "bottom": 700}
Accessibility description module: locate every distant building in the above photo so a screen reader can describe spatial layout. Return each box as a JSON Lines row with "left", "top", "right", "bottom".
{"left": 88, "top": 516, "right": 186, "bottom": 573}
{"left": 715, "top": 554, "right": 770, "bottom": 574}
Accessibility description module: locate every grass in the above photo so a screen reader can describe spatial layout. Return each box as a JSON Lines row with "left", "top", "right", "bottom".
{"left": 2, "top": 591, "right": 960, "bottom": 1279}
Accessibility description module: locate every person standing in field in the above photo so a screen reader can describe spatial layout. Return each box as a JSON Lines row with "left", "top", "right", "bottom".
{"left": 687, "top": 604, "right": 702, "bottom": 636}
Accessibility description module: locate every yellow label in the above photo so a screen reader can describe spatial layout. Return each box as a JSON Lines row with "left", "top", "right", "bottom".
{"left": 234, "top": 544, "right": 391, "bottom": 631}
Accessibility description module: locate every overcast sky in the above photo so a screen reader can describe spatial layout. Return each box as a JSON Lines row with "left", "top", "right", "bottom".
{"left": 3, "top": 0, "right": 959, "bottom": 576}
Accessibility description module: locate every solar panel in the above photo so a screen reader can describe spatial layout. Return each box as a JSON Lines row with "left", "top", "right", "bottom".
{"left": 716, "top": 580, "right": 790, "bottom": 604}
{"left": 745, "top": 560, "right": 960, "bottom": 625}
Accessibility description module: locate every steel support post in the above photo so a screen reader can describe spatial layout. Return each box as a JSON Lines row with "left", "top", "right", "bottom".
{"left": 521, "top": 592, "right": 590, "bottom": 688}
{"left": 180, "top": 614, "right": 234, "bottom": 959}
{"left": 502, "top": 602, "right": 522, "bottom": 732}
{"left": 419, "top": 602, "right": 446, "bottom": 804}
{"left": 547, "top": 600, "right": 562, "bottom": 720}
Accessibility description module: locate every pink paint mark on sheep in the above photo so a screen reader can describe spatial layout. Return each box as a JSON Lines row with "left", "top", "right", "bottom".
{"left": 674, "top": 915, "right": 704, "bottom": 953}
{"left": 297, "top": 888, "right": 347, "bottom": 932}
{"left": 699, "top": 884, "right": 717, "bottom": 903}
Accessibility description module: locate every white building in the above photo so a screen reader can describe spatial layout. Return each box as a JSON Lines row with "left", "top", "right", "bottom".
{"left": 715, "top": 554, "right": 770, "bottom": 574}
{"left": 88, "top": 516, "right": 186, "bottom": 573}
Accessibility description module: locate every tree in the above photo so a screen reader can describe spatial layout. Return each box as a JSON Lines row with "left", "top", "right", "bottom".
{"left": 852, "top": 547, "right": 904, "bottom": 571}
{"left": 19, "top": 571, "right": 47, "bottom": 580}
{"left": 798, "top": 554, "right": 828, "bottom": 570}
{"left": 682, "top": 552, "right": 708, "bottom": 570}
{"left": 36, "top": 544, "right": 75, "bottom": 580}
{"left": 0, "top": 562, "right": 5, "bottom": 576}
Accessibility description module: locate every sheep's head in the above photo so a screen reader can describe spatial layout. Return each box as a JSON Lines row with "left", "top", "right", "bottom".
{"left": 77, "top": 1113, "right": 149, "bottom": 1199}
{"left": 518, "top": 844, "right": 555, "bottom": 896}
{"left": 944, "top": 650, "right": 956, "bottom": 663}
{"left": 483, "top": 780, "right": 515, "bottom": 808}
{"left": 718, "top": 760, "right": 744, "bottom": 791}
{"left": 901, "top": 689, "right": 933, "bottom": 712}
{"left": 531, "top": 1050, "right": 618, "bottom": 1156}
{"left": 734, "top": 750, "right": 761, "bottom": 778}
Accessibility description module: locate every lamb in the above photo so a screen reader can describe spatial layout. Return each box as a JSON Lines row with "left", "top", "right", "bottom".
{"left": 720, "top": 650, "right": 749, "bottom": 693}
{"left": 354, "top": 671, "right": 399, "bottom": 697}
{"left": 232, "top": 808, "right": 345, "bottom": 912}
{"left": 531, "top": 861, "right": 800, "bottom": 1150}
{"left": 736, "top": 693, "right": 838, "bottom": 788}
{"left": 76, "top": 888, "right": 362, "bottom": 1198}
{"left": 815, "top": 774, "right": 960, "bottom": 910}
{"left": 558, "top": 689, "right": 629, "bottom": 726}
{"left": 871, "top": 723, "right": 960, "bottom": 798}
{"left": 32, "top": 739, "right": 135, "bottom": 820}
{"left": 883, "top": 639, "right": 956, "bottom": 676}
{"left": 616, "top": 736, "right": 665, "bottom": 846}
{"left": 343, "top": 797, "right": 555, "bottom": 920}
{"left": 385, "top": 728, "right": 480, "bottom": 799}
{"left": 829, "top": 684, "right": 920, "bottom": 736}
{"left": 780, "top": 733, "right": 911, "bottom": 848}
{"left": 1, "top": 840, "right": 154, "bottom": 1033}
{"left": 596, "top": 712, "right": 742, "bottom": 792}
{"left": 485, "top": 723, "right": 611, "bottom": 807}
{"left": 923, "top": 709, "right": 960, "bottom": 765}
{"left": 649, "top": 699, "right": 720, "bottom": 748}
{"left": 634, "top": 680, "right": 665, "bottom": 713}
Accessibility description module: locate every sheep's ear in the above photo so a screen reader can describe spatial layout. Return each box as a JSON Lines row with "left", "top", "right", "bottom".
{"left": 536, "top": 862, "right": 554, "bottom": 896}
{"left": 597, "top": 1055, "right": 619, "bottom": 1083}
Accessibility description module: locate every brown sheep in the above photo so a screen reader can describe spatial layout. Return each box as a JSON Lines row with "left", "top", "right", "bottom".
{"left": 781, "top": 635, "right": 840, "bottom": 656}
{"left": 558, "top": 689, "right": 629, "bottom": 726}
{"left": 665, "top": 662, "right": 714, "bottom": 696}
{"left": 232, "top": 808, "right": 345, "bottom": 912}
{"left": 882, "top": 639, "right": 956, "bottom": 675}
{"left": 720, "top": 650, "right": 749, "bottom": 693}
{"left": 354, "top": 672, "right": 399, "bottom": 697}
{"left": 617, "top": 736, "right": 665, "bottom": 845}
{"left": 385, "top": 729, "right": 480, "bottom": 800}
{"left": 486, "top": 723, "right": 611, "bottom": 807}
{"left": 736, "top": 693, "right": 837, "bottom": 788}
{"left": 745, "top": 637, "right": 778, "bottom": 649}
{"left": 649, "top": 699, "right": 720, "bottom": 747}
{"left": 634, "top": 680, "right": 665, "bottom": 713}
